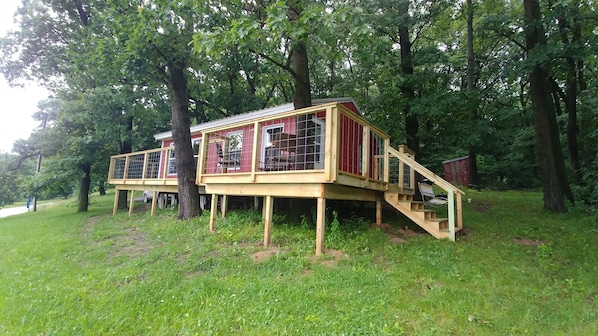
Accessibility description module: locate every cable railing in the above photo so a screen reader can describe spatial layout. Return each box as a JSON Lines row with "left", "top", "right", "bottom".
{"left": 387, "top": 147, "right": 464, "bottom": 241}
{"left": 108, "top": 147, "right": 176, "bottom": 185}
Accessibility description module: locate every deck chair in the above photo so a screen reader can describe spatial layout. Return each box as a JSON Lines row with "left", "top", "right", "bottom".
{"left": 215, "top": 142, "right": 239, "bottom": 173}
{"left": 418, "top": 182, "right": 448, "bottom": 206}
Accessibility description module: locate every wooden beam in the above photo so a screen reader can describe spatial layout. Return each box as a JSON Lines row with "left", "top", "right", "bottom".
{"left": 123, "top": 155, "right": 131, "bottom": 180}
{"left": 362, "top": 125, "right": 370, "bottom": 187}
{"left": 251, "top": 121, "right": 260, "bottom": 182}
{"left": 197, "top": 134, "right": 209, "bottom": 183}
{"left": 458, "top": 195, "right": 464, "bottom": 230}
{"left": 448, "top": 192, "right": 455, "bottom": 241}
{"left": 324, "top": 106, "right": 335, "bottom": 182}
{"left": 112, "top": 188, "right": 120, "bottom": 215}
{"left": 221, "top": 195, "right": 228, "bottom": 219}
{"left": 141, "top": 152, "right": 149, "bottom": 183}
{"left": 205, "top": 182, "right": 324, "bottom": 198}
{"left": 209, "top": 194, "right": 217, "bottom": 232}
{"left": 150, "top": 191, "right": 158, "bottom": 216}
{"left": 384, "top": 138, "right": 390, "bottom": 185}
{"left": 128, "top": 190, "right": 135, "bottom": 216}
{"left": 263, "top": 195, "right": 273, "bottom": 247}
{"left": 315, "top": 197, "right": 326, "bottom": 256}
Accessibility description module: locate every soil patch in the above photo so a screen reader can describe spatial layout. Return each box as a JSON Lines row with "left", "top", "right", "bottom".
{"left": 370, "top": 222, "right": 394, "bottom": 234}
{"left": 250, "top": 247, "right": 280, "bottom": 263}
{"left": 114, "top": 226, "right": 153, "bottom": 258}
{"left": 513, "top": 237, "right": 546, "bottom": 246}
{"left": 371, "top": 222, "right": 423, "bottom": 244}
{"left": 309, "top": 249, "right": 349, "bottom": 267}
{"left": 390, "top": 236, "right": 407, "bottom": 243}
{"left": 396, "top": 227, "right": 423, "bottom": 238}
{"left": 83, "top": 215, "right": 108, "bottom": 237}
{"left": 472, "top": 200, "right": 492, "bottom": 213}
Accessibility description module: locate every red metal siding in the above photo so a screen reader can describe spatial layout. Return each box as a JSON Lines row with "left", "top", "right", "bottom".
{"left": 338, "top": 114, "right": 364, "bottom": 175}
{"left": 340, "top": 102, "right": 360, "bottom": 116}
{"left": 442, "top": 156, "right": 470, "bottom": 186}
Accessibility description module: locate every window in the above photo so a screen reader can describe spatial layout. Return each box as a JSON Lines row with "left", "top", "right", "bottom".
{"left": 167, "top": 146, "right": 176, "bottom": 175}
{"left": 227, "top": 131, "right": 243, "bottom": 170}
{"left": 311, "top": 118, "right": 326, "bottom": 169}
{"left": 261, "top": 124, "right": 284, "bottom": 164}
{"left": 166, "top": 138, "right": 202, "bottom": 175}
{"left": 192, "top": 138, "right": 202, "bottom": 168}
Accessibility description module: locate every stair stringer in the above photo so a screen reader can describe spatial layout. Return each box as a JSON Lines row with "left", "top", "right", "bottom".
{"left": 384, "top": 192, "right": 450, "bottom": 239}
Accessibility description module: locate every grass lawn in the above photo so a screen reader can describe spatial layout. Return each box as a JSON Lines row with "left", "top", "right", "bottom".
{"left": 0, "top": 190, "right": 596, "bottom": 335}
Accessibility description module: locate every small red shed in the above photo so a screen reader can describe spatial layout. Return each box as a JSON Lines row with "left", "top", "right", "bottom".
{"left": 442, "top": 156, "right": 470, "bottom": 186}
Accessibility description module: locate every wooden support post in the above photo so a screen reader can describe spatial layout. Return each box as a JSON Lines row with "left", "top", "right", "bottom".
{"left": 376, "top": 199, "right": 382, "bottom": 226}
{"left": 448, "top": 192, "right": 455, "bottom": 241}
{"left": 197, "top": 135, "right": 209, "bottom": 183}
{"left": 456, "top": 192, "right": 463, "bottom": 229}
{"left": 112, "top": 188, "right": 120, "bottom": 215}
{"left": 141, "top": 152, "right": 149, "bottom": 183}
{"left": 263, "top": 195, "right": 273, "bottom": 247}
{"left": 221, "top": 195, "right": 228, "bottom": 219}
{"left": 315, "top": 197, "right": 326, "bottom": 256}
{"left": 384, "top": 138, "right": 390, "bottom": 185}
{"left": 150, "top": 191, "right": 158, "bottom": 216}
{"left": 251, "top": 121, "right": 260, "bottom": 182}
{"left": 324, "top": 106, "right": 339, "bottom": 182}
{"left": 398, "top": 146, "right": 405, "bottom": 190}
{"left": 128, "top": 190, "right": 135, "bottom": 216}
{"left": 123, "top": 155, "right": 131, "bottom": 180}
{"left": 362, "top": 125, "right": 370, "bottom": 187}
{"left": 209, "top": 194, "right": 217, "bottom": 232}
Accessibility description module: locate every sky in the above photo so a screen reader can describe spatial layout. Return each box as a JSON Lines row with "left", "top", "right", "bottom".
{"left": 0, "top": 0, "right": 50, "bottom": 154}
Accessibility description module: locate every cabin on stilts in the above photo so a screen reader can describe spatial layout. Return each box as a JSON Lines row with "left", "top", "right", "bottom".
{"left": 107, "top": 98, "right": 464, "bottom": 255}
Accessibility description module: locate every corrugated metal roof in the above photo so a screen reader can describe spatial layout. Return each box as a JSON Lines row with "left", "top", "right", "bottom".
{"left": 154, "top": 97, "right": 359, "bottom": 141}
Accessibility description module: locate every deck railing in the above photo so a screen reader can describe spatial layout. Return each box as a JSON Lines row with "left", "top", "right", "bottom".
{"left": 107, "top": 102, "right": 463, "bottom": 238}
{"left": 195, "top": 102, "right": 391, "bottom": 190}
{"left": 108, "top": 147, "right": 176, "bottom": 185}
{"left": 387, "top": 147, "right": 464, "bottom": 241}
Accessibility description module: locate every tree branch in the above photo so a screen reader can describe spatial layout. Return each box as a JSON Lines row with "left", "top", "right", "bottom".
{"left": 252, "top": 49, "right": 297, "bottom": 78}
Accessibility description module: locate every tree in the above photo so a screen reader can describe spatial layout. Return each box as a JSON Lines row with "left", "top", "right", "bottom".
{"left": 523, "top": 0, "right": 574, "bottom": 211}
{"left": 106, "top": 0, "right": 216, "bottom": 219}
{"left": 466, "top": 0, "right": 480, "bottom": 188}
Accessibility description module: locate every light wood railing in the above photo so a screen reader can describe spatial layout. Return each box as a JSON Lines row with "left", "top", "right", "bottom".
{"left": 387, "top": 147, "right": 464, "bottom": 241}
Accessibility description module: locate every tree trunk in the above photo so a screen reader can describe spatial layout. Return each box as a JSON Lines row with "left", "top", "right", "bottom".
{"left": 466, "top": 0, "right": 480, "bottom": 188}
{"left": 118, "top": 116, "right": 133, "bottom": 209}
{"left": 77, "top": 162, "right": 91, "bottom": 212}
{"left": 292, "top": 41, "right": 312, "bottom": 171}
{"left": 98, "top": 180, "right": 106, "bottom": 196}
{"left": 398, "top": 1, "right": 419, "bottom": 156}
{"left": 523, "top": 0, "right": 574, "bottom": 212}
{"left": 167, "top": 63, "right": 201, "bottom": 219}
{"left": 287, "top": 0, "right": 313, "bottom": 223}
{"left": 292, "top": 41, "right": 312, "bottom": 110}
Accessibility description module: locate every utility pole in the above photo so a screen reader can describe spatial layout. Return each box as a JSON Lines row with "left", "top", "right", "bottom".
{"left": 33, "top": 112, "right": 48, "bottom": 212}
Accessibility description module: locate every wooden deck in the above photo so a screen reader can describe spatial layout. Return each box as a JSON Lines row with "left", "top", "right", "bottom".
{"left": 108, "top": 103, "right": 464, "bottom": 254}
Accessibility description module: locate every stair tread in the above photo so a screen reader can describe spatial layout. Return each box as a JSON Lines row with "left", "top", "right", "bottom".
{"left": 415, "top": 209, "right": 436, "bottom": 213}
{"left": 426, "top": 217, "right": 448, "bottom": 222}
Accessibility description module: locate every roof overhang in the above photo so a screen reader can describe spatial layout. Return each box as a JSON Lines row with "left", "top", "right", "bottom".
{"left": 154, "top": 97, "right": 361, "bottom": 142}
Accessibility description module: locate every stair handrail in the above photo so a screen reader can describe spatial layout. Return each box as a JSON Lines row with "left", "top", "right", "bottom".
{"left": 387, "top": 146, "right": 464, "bottom": 241}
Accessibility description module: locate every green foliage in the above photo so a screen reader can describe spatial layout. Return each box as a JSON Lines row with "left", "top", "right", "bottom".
{"left": 0, "top": 153, "right": 34, "bottom": 205}
{"left": 1, "top": 190, "right": 597, "bottom": 334}
{"left": 1, "top": 0, "right": 598, "bottom": 213}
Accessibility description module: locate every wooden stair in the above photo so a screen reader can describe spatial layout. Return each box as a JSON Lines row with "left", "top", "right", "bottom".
{"left": 384, "top": 192, "right": 461, "bottom": 239}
